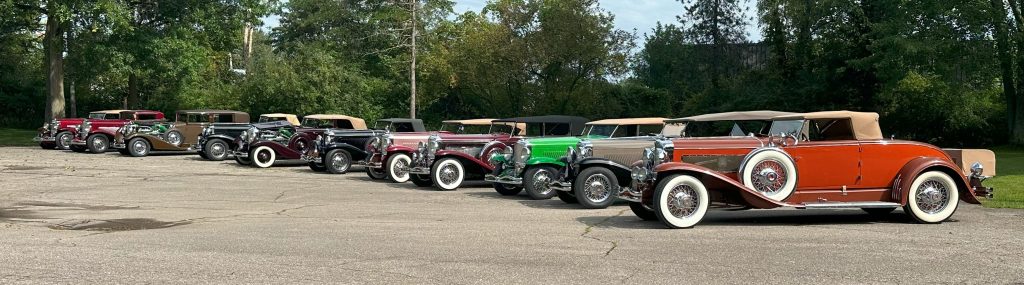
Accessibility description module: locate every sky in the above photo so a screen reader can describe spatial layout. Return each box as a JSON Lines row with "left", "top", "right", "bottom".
{"left": 262, "top": 0, "right": 763, "bottom": 42}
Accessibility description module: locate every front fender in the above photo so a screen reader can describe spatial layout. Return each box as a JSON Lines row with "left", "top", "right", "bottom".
{"left": 894, "top": 157, "right": 980, "bottom": 205}
{"left": 577, "top": 158, "right": 633, "bottom": 186}
{"left": 654, "top": 162, "right": 788, "bottom": 209}
{"left": 206, "top": 134, "right": 237, "bottom": 146}
{"left": 252, "top": 140, "right": 303, "bottom": 159}
{"left": 436, "top": 150, "right": 493, "bottom": 172}
{"left": 325, "top": 143, "right": 370, "bottom": 161}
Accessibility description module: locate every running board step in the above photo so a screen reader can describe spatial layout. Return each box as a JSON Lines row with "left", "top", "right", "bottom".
{"left": 797, "top": 202, "right": 900, "bottom": 209}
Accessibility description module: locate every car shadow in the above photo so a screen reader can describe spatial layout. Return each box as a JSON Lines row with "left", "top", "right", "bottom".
{"left": 576, "top": 209, "right": 917, "bottom": 230}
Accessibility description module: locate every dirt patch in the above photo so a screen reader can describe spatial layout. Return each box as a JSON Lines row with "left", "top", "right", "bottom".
{"left": 17, "top": 201, "right": 139, "bottom": 211}
{"left": 5, "top": 165, "right": 46, "bottom": 171}
{"left": 48, "top": 218, "right": 191, "bottom": 232}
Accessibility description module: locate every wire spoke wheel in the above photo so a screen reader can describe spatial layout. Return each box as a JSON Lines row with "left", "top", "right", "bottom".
{"left": 583, "top": 174, "right": 612, "bottom": 202}
{"left": 751, "top": 159, "right": 787, "bottom": 195}
{"left": 667, "top": 184, "right": 700, "bottom": 219}
{"left": 915, "top": 179, "right": 950, "bottom": 214}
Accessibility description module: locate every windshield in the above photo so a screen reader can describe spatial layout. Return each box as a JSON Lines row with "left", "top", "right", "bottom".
{"left": 88, "top": 113, "right": 118, "bottom": 119}
{"left": 302, "top": 119, "right": 335, "bottom": 128}
{"left": 186, "top": 113, "right": 209, "bottom": 123}
{"left": 682, "top": 121, "right": 772, "bottom": 137}
{"left": 440, "top": 123, "right": 492, "bottom": 134}
{"left": 768, "top": 120, "right": 805, "bottom": 137}
{"left": 583, "top": 125, "right": 617, "bottom": 138}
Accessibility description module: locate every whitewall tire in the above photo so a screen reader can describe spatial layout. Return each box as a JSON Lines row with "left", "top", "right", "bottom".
{"left": 654, "top": 174, "right": 710, "bottom": 229}
{"left": 432, "top": 158, "right": 465, "bottom": 191}
{"left": 740, "top": 149, "right": 797, "bottom": 201}
{"left": 904, "top": 171, "right": 959, "bottom": 223}
{"left": 251, "top": 146, "right": 276, "bottom": 168}
{"left": 386, "top": 153, "right": 412, "bottom": 183}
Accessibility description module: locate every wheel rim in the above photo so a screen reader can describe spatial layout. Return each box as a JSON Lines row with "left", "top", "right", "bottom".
{"left": 751, "top": 159, "right": 787, "bottom": 195}
{"left": 132, "top": 140, "right": 146, "bottom": 154}
{"left": 438, "top": 162, "right": 460, "bottom": 186}
{"left": 530, "top": 169, "right": 553, "bottom": 195}
{"left": 168, "top": 133, "right": 181, "bottom": 146}
{"left": 92, "top": 136, "right": 106, "bottom": 150}
{"left": 58, "top": 133, "right": 71, "bottom": 146}
{"left": 211, "top": 143, "right": 226, "bottom": 158}
{"left": 257, "top": 150, "right": 271, "bottom": 163}
{"left": 331, "top": 153, "right": 349, "bottom": 172}
{"left": 915, "top": 179, "right": 950, "bottom": 214}
{"left": 392, "top": 157, "right": 410, "bottom": 178}
{"left": 583, "top": 174, "right": 612, "bottom": 202}
{"left": 667, "top": 184, "right": 700, "bottom": 219}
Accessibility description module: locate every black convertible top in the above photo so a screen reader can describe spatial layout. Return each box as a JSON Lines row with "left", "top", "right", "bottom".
{"left": 375, "top": 118, "right": 427, "bottom": 132}
{"left": 494, "top": 115, "right": 589, "bottom": 136}
{"left": 252, "top": 120, "right": 294, "bottom": 129}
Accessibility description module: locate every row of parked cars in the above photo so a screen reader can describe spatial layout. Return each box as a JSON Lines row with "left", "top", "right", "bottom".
{"left": 35, "top": 109, "right": 997, "bottom": 228}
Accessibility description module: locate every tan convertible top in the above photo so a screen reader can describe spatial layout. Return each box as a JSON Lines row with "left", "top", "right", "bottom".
{"left": 667, "top": 110, "right": 795, "bottom": 123}
{"left": 259, "top": 113, "right": 300, "bottom": 125}
{"left": 587, "top": 117, "right": 666, "bottom": 125}
{"left": 304, "top": 114, "right": 368, "bottom": 129}
{"left": 773, "top": 111, "right": 883, "bottom": 140}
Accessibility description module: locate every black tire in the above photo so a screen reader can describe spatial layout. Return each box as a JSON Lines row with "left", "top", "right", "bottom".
{"left": 235, "top": 155, "right": 252, "bottom": 165}
{"left": 54, "top": 132, "right": 72, "bottom": 150}
{"left": 573, "top": 167, "right": 618, "bottom": 209}
{"left": 366, "top": 167, "right": 386, "bottom": 179}
{"left": 70, "top": 145, "right": 86, "bottom": 152}
{"left": 204, "top": 139, "right": 229, "bottom": 161}
{"left": 411, "top": 174, "right": 433, "bottom": 187}
{"left": 126, "top": 138, "right": 151, "bottom": 157}
{"left": 629, "top": 202, "right": 657, "bottom": 221}
{"left": 493, "top": 183, "right": 523, "bottom": 196}
{"left": 198, "top": 151, "right": 209, "bottom": 159}
{"left": 86, "top": 134, "right": 109, "bottom": 153}
{"left": 308, "top": 162, "right": 326, "bottom": 171}
{"left": 118, "top": 148, "right": 129, "bottom": 155}
{"left": 39, "top": 142, "right": 56, "bottom": 149}
{"left": 862, "top": 208, "right": 897, "bottom": 216}
{"left": 523, "top": 166, "right": 558, "bottom": 200}
{"left": 325, "top": 149, "right": 353, "bottom": 174}
{"left": 556, "top": 190, "right": 579, "bottom": 204}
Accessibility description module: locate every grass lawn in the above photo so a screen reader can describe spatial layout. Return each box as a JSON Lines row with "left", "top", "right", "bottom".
{"left": 0, "top": 128, "right": 39, "bottom": 147}
{"left": 983, "top": 146, "right": 1024, "bottom": 209}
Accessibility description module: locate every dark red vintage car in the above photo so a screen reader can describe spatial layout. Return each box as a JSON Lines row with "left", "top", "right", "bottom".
{"left": 403, "top": 116, "right": 587, "bottom": 191}
{"left": 34, "top": 110, "right": 159, "bottom": 150}
{"left": 368, "top": 119, "right": 494, "bottom": 181}
{"left": 68, "top": 110, "right": 165, "bottom": 153}
{"left": 233, "top": 114, "right": 367, "bottom": 168}
{"left": 625, "top": 111, "right": 996, "bottom": 228}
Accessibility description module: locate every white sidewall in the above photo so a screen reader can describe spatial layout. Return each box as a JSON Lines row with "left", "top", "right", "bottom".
{"left": 907, "top": 171, "right": 959, "bottom": 223}
{"left": 741, "top": 150, "right": 797, "bottom": 201}
{"left": 388, "top": 154, "right": 412, "bottom": 183}
{"left": 656, "top": 175, "right": 710, "bottom": 228}
{"left": 252, "top": 146, "right": 276, "bottom": 168}
{"left": 433, "top": 159, "right": 465, "bottom": 190}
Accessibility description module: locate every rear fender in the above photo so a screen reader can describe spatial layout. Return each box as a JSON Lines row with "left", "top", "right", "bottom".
{"left": 894, "top": 157, "right": 979, "bottom": 205}
{"left": 436, "top": 150, "right": 492, "bottom": 173}
{"left": 653, "top": 162, "right": 788, "bottom": 209}
{"left": 578, "top": 158, "right": 633, "bottom": 187}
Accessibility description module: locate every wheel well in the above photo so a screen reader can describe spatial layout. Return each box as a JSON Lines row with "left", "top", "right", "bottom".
{"left": 579, "top": 164, "right": 631, "bottom": 187}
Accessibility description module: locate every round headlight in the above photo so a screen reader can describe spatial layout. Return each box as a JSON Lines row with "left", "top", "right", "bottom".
{"left": 970, "top": 162, "right": 984, "bottom": 176}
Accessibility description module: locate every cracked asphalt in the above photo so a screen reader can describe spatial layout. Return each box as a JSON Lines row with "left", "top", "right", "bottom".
{"left": 1, "top": 147, "right": 1023, "bottom": 284}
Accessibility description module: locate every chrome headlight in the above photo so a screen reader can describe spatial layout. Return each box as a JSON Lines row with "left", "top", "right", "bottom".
{"left": 970, "top": 162, "right": 984, "bottom": 177}
{"left": 514, "top": 140, "right": 531, "bottom": 170}
{"left": 654, "top": 137, "right": 673, "bottom": 163}
{"left": 576, "top": 139, "right": 593, "bottom": 159}
{"left": 427, "top": 134, "right": 440, "bottom": 153}
{"left": 377, "top": 133, "right": 392, "bottom": 154}
{"left": 79, "top": 121, "right": 91, "bottom": 138}
{"left": 245, "top": 126, "right": 258, "bottom": 143}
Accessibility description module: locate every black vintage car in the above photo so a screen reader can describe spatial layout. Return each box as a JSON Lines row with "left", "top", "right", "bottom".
{"left": 305, "top": 118, "right": 427, "bottom": 174}
{"left": 196, "top": 114, "right": 299, "bottom": 161}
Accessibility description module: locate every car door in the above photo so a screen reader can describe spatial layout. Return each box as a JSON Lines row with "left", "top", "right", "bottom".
{"left": 784, "top": 141, "right": 861, "bottom": 191}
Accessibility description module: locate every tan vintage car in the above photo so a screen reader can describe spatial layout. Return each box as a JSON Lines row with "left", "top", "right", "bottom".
{"left": 257, "top": 113, "right": 301, "bottom": 126}
{"left": 114, "top": 110, "right": 250, "bottom": 157}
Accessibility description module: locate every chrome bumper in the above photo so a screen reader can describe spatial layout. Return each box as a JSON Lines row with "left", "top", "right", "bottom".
{"left": 549, "top": 181, "right": 572, "bottom": 192}
{"left": 231, "top": 150, "right": 249, "bottom": 158}
{"left": 69, "top": 139, "right": 87, "bottom": 146}
{"left": 484, "top": 174, "right": 522, "bottom": 185}
{"left": 113, "top": 142, "right": 126, "bottom": 149}
{"left": 33, "top": 136, "right": 55, "bottom": 142}
{"left": 409, "top": 166, "right": 430, "bottom": 175}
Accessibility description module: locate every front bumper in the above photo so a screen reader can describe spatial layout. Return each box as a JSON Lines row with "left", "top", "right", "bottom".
{"left": 549, "top": 181, "right": 572, "bottom": 191}
{"left": 33, "top": 135, "right": 55, "bottom": 143}
{"left": 232, "top": 143, "right": 251, "bottom": 158}
{"left": 70, "top": 138, "right": 87, "bottom": 146}
{"left": 484, "top": 174, "right": 523, "bottom": 185}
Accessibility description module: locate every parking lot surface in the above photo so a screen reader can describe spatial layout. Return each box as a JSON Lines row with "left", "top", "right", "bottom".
{"left": 1, "top": 147, "right": 1022, "bottom": 284}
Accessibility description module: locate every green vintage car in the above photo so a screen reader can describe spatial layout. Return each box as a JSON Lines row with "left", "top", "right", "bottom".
{"left": 486, "top": 118, "right": 666, "bottom": 199}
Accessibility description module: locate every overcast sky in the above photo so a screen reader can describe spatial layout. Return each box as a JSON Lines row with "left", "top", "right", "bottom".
{"left": 262, "top": 0, "right": 763, "bottom": 42}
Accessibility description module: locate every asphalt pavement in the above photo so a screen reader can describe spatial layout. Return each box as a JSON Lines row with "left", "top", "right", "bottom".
{"left": 1, "top": 147, "right": 1022, "bottom": 284}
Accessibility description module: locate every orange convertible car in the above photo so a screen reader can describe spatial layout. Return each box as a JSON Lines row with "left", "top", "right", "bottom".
{"left": 622, "top": 111, "right": 996, "bottom": 228}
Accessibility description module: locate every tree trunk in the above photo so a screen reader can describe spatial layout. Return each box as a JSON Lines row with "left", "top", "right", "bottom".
{"left": 991, "top": 0, "right": 1019, "bottom": 141}
{"left": 68, "top": 81, "right": 77, "bottom": 118}
{"left": 128, "top": 72, "right": 139, "bottom": 109}
{"left": 44, "top": 4, "right": 65, "bottom": 120}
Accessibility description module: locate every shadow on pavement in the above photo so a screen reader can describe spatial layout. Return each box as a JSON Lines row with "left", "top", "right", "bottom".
{"left": 576, "top": 209, "right": 920, "bottom": 229}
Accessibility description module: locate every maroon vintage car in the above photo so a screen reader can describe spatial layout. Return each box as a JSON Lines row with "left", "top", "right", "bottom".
{"left": 68, "top": 110, "right": 165, "bottom": 153}
{"left": 369, "top": 119, "right": 508, "bottom": 182}
{"left": 34, "top": 110, "right": 156, "bottom": 150}
{"left": 626, "top": 111, "right": 996, "bottom": 228}
{"left": 233, "top": 114, "right": 367, "bottom": 168}
{"left": 402, "top": 116, "right": 585, "bottom": 191}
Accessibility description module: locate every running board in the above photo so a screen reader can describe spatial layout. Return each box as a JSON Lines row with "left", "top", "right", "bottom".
{"left": 797, "top": 202, "right": 900, "bottom": 209}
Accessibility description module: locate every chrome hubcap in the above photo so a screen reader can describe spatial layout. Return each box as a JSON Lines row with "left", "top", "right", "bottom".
{"left": 92, "top": 137, "right": 105, "bottom": 148}
{"left": 667, "top": 184, "right": 699, "bottom": 219}
{"left": 132, "top": 141, "right": 146, "bottom": 153}
{"left": 531, "top": 169, "right": 552, "bottom": 194}
{"left": 331, "top": 153, "right": 348, "bottom": 171}
{"left": 916, "top": 180, "right": 950, "bottom": 214}
{"left": 59, "top": 134, "right": 71, "bottom": 146}
{"left": 167, "top": 133, "right": 181, "bottom": 145}
{"left": 211, "top": 143, "right": 226, "bottom": 157}
{"left": 751, "top": 159, "right": 787, "bottom": 195}
{"left": 584, "top": 174, "right": 612, "bottom": 202}
{"left": 439, "top": 163, "right": 459, "bottom": 185}
{"left": 394, "top": 158, "right": 409, "bottom": 177}
{"left": 257, "top": 150, "right": 271, "bottom": 162}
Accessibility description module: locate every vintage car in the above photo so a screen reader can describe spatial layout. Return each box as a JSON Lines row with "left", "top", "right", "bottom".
{"left": 307, "top": 118, "right": 428, "bottom": 174}
{"left": 114, "top": 110, "right": 249, "bottom": 157}
{"left": 67, "top": 110, "right": 166, "bottom": 153}
{"left": 485, "top": 117, "right": 663, "bottom": 199}
{"left": 365, "top": 119, "right": 485, "bottom": 181}
{"left": 196, "top": 113, "right": 299, "bottom": 161}
{"left": 35, "top": 110, "right": 157, "bottom": 150}
{"left": 625, "top": 111, "right": 995, "bottom": 228}
{"left": 401, "top": 115, "right": 589, "bottom": 191}
{"left": 552, "top": 111, "right": 794, "bottom": 208}
{"left": 234, "top": 114, "right": 368, "bottom": 168}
